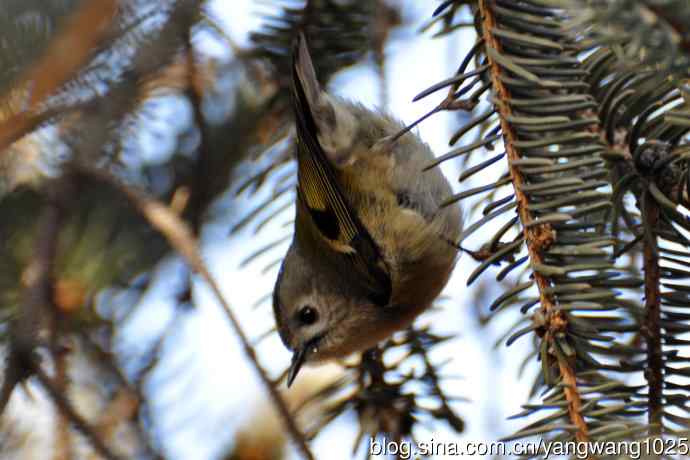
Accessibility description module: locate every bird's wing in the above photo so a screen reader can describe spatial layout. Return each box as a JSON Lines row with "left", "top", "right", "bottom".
{"left": 292, "top": 33, "right": 391, "bottom": 307}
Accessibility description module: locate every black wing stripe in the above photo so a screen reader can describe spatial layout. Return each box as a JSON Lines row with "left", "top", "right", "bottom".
{"left": 305, "top": 201, "right": 340, "bottom": 241}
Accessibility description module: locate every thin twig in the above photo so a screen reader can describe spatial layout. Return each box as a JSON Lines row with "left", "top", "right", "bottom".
{"left": 0, "top": 177, "right": 119, "bottom": 459}
{"left": 478, "top": 0, "right": 589, "bottom": 443}
{"left": 49, "top": 186, "right": 72, "bottom": 460}
{"left": 591, "top": 112, "right": 666, "bottom": 438}
{"left": 408, "top": 330, "right": 464, "bottom": 432}
{"left": 33, "top": 363, "right": 122, "bottom": 460}
{"left": 81, "top": 332, "right": 161, "bottom": 459}
{"left": 79, "top": 332, "right": 132, "bottom": 390}
{"left": 53, "top": 346, "right": 72, "bottom": 460}
{"left": 0, "top": 0, "right": 118, "bottom": 152}
{"left": 80, "top": 166, "right": 316, "bottom": 460}
{"left": 642, "top": 191, "right": 663, "bottom": 435}
{"left": 372, "top": 1, "right": 399, "bottom": 110}
{"left": 0, "top": 371, "right": 16, "bottom": 418}
{"left": 185, "top": 29, "right": 212, "bottom": 234}
{"left": 95, "top": 389, "right": 140, "bottom": 441}
{"left": 0, "top": 181, "right": 65, "bottom": 417}
{"left": 15, "top": 179, "right": 122, "bottom": 459}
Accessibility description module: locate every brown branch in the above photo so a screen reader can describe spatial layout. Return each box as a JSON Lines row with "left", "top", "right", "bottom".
{"left": 95, "top": 389, "right": 140, "bottom": 441}
{"left": 408, "top": 330, "right": 465, "bottom": 433}
{"left": 8, "top": 179, "right": 122, "bottom": 460}
{"left": 80, "top": 333, "right": 158, "bottom": 459}
{"left": 477, "top": 0, "right": 589, "bottom": 443}
{"left": 34, "top": 363, "right": 122, "bottom": 460}
{"left": 557, "top": 359, "right": 589, "bottom": 443}
{"left": 0, "top": 178, "right": 118, "bottom": 459}
{"left": 593, "top": 119, "right": 666, "bottom": 439}
{"left": 642, "top": 191, "right": 663, "bottom": 435}
{"left": 80, "top": 332, "right": 132, "bottom": 390}
{"left": 49, "top": 187, "right": 73, "bottom": 460}
{"left": 52, "top": 346, "right": 72, "bottom": 460}
{"left": 0, "top": 0, "right": 118, "bottom": 152}
{"left": 80, "top": 166, "right": 316, "bottom": 460}
{"left": 80, "top": 329, "right": 168, "bottom": 460}
{"left": 0, "top": 372, "right": 16, "bottom": 418}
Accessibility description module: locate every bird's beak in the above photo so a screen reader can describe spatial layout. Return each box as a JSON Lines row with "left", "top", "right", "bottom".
{"left": 287, "top": 336, "right": 321, "bottom": 388}
{"left": 287, "top": 346, "right": 307, "bottom": 388}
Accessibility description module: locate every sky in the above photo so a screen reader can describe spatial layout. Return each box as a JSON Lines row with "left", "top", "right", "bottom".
{"left": 114, "top": 1, "right": 540, "bottom": 459}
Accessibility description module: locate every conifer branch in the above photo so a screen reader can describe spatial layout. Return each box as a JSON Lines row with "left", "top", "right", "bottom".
{"left": 478, "top": 0, "right": 589, "bottom": 443}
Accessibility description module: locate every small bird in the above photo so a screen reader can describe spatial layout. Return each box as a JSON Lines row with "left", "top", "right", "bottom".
{"left": 273, "top": 34, "right": 461, "bottom": 387}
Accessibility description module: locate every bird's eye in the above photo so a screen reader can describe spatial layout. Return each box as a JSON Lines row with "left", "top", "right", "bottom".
{"left": 297, "top": 306, "right": 318, "bottom": 325}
